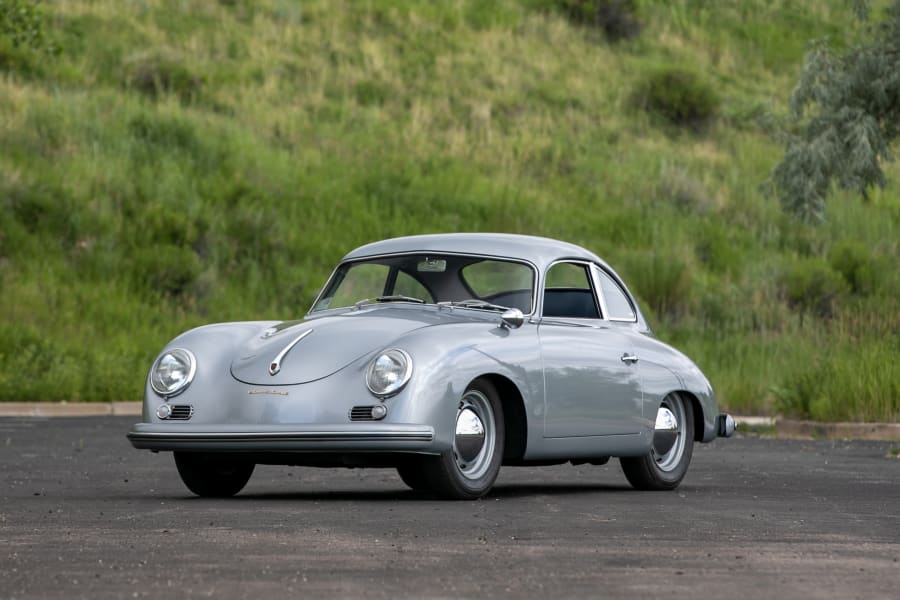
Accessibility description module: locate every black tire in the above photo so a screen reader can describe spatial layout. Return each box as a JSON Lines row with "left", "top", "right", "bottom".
{"left": 396, "top": 461, "right": 432, "bottom": 491}
{"left": 620, "top": 393, "right": 694, "bottom": 490}
{"left": 423, "top": 378, "right": 504, "bottom": 500}
{"left": 174, "top": 452, "right": 255, "bottom": 498}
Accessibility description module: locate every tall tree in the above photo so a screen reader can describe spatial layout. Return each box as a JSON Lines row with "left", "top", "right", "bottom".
{"left": 772, "top": 1, "right": 900, "bottom": 223}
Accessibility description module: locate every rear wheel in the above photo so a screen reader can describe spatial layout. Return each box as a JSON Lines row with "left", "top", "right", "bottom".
{"left": 620, "top": 393, "right": 694, "bottom": 490}
{"left": 423, "top": 379, "right": 504, "bottom": 500}
{"left": 174, "top": 452, "right": 255, "bottom": 497}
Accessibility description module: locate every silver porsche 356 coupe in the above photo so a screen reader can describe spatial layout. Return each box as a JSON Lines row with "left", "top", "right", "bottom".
{"left": 128, "top": 233, "right": 734, "bottom": 499}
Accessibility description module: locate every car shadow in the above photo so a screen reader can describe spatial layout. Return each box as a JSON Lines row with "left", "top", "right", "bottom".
{"left": 206, "top": 481, "right": 634, "bottom": 502}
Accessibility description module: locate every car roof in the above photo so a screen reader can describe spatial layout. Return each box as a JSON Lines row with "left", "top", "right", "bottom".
{"left": 343, "top": 233, "right": 605, "bottom": 271}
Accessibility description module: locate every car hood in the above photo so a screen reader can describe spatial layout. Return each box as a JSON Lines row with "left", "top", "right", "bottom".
{"left": 230, "top": 307, "right": 452, "bottom": 385}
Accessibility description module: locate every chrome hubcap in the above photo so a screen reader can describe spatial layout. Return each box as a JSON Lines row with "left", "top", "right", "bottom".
{"left": 453, "top": 390, "right": 495, "bottom": 480}
{"left": 653, "top": 406, "right": 678, "bottom": 455}
{"left": 652, "top": 396, "right": 686, "bottom": 472}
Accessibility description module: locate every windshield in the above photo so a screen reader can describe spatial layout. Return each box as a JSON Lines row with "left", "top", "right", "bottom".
{"left": 311, "top": 254, "right": 535, "bottom": 314}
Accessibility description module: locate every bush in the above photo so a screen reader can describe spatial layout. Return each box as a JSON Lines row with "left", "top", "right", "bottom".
{"left": 621, "top": 250, "right": 695, "bottom": 319}
{"left": 775, "top": 341, "right": 900, "bottom": 421}
{"left": 354, "top": 79, "right": 390, "bottom": 106}
{"left": 0, "top": 0, "right": 57, "bottom": 74}
{"left": 658, "top": 163, "right": 715, "bottom": 214}
{"left": 556, "top": 0, "right": 642, "bottom": 41}
{"left": 828, "top": 240, "right": 880, "bottom": 296}
{"left": 132, "top": 244, "right": 202, "bottom": 298}
{"left": 123, "top": 48, "right": 202, "bottom": 102}
{"left": 0, "top": 0, "right": 53, "bottom": 50}
{"left": 694, "top": 224, "right": 743, "bottom": 275}
{"left": 128, "top": 112, "right": 200, "bottom": 155}
{"left": 634, "top": 68, "right": 720, "bottom": 131}
{"left": 5, "top": 180, "right": 78, "bottom": 245}
{"left": 779, "top": 258, "right": 848, "bottom": 319}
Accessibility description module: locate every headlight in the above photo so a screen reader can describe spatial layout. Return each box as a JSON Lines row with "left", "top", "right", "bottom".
{"left": 366, "top": 349, "right": 412, "bottom": 398}
{"left": 149, "top": 348, "right": 197, "bottom": 398}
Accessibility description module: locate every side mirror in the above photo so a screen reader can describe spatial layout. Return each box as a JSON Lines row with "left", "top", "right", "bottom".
{"left": 500, "top": 308, "right": 524, "bottom": 330}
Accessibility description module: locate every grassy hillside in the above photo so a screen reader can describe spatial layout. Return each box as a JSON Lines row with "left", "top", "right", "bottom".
{"left": 1, "top": 0, "right": 897, "bottom": 421}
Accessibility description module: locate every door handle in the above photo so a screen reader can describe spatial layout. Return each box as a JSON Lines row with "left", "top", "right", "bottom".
{"left": 621, "top": 354, "right": 639, "bottom": 365}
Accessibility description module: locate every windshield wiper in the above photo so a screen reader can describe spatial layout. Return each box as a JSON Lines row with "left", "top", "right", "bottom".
{"left": 443, "top": 299, "right": 510, "bottom": 312}
{"left": 354, "top": 295, "right": 427, "bottom": 308}
{"left": 376, "top": 295, "right": 426, "bottom": 304}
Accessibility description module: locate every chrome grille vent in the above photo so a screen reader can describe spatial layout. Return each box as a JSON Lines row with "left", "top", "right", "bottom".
{"left": 350, "top": 406, "right": 376, "bottom": 421}
{"left": 168, "top": 405, "right": 194, "bottom": 420}
{"left": 349, "top": 405, "right": 388, "bottom": 421}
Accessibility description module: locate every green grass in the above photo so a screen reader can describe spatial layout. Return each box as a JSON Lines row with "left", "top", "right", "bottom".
{"left": 1, "top": 0, "right": 898, "bottom": 421}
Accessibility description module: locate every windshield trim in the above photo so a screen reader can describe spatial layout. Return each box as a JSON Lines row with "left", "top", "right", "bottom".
{"left": 307, "top": 251, "right": 539, "bottom": 317}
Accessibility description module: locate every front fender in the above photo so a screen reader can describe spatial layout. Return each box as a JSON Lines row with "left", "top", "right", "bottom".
{"left": 142, "top": 321, "right": 276, "bottom": 420}
{"left": 384, "top": 322, "right": 542, "bottom": 452}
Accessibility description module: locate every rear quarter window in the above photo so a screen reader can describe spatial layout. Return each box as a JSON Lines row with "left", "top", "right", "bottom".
{"left": 596, "top": 268, "right": 636, "bottom": 321}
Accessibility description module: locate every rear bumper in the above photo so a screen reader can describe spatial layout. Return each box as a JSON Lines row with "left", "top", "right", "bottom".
{"left": 127, "top": 423, "right": 436, "bottom": 452}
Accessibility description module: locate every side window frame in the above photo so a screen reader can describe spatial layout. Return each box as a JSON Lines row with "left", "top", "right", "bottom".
{"left": 590, "top": 264, "right": 637, "bottom": 323}
{"left": 541, "top": 260, "right": 604, "bottom": 320}
{"left": 458, "top": 258, "right": 537, "bottom": 315}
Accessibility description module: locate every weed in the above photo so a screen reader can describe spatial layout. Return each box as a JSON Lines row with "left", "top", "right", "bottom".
{"left": 0, "top": 0, "right": 897, "bottom": 420}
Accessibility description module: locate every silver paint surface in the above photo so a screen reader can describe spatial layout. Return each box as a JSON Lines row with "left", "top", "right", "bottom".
{"left": 129, "top": 234, "right": 724, "bottom": 461}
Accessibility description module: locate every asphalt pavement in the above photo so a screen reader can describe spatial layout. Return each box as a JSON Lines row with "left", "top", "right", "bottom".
{"left": 1, "top": 417, "right": 898, "bottom": 599}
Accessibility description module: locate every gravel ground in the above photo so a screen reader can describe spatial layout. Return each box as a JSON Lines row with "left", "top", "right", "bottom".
{"left": 1, "top": 417, "right": 898, "bottom": 599}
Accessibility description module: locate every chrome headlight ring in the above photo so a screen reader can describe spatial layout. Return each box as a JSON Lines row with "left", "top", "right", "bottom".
{"left": 366, "top": 348, "right": 413, "bottom": 399}
{"left": 149, "top": 348, "right": 197, "bottom": 398}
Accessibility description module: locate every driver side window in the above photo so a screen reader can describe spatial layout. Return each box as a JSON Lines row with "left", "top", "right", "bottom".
{"left": 543, "top": 262, "right": 600, "bottom": 319}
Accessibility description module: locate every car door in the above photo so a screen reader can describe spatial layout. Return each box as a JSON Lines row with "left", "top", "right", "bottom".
{"left": 539, "top": 261, "right": 643, "bottom": 437}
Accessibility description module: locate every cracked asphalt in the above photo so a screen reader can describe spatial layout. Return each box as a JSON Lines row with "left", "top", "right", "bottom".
{"left": 1, "top": 416, "right": 898, "bottom": 599}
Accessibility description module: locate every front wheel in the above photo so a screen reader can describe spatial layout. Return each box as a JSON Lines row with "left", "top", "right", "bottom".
{"left": 620, "top": 393, "right": 694, "bottom": 490}
{"left": 174, "top": 452, "right": 255, "bottom": 497}
{"left": 423, "top": 379, "right": 504, "bottom": 500}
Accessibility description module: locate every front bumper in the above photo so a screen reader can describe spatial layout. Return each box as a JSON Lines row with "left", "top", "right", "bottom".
{"left": 127, "top": 423, "right": 436, "bottom": 452}
{"left": 716, "top": 413, "right": 736, "bottom": 438}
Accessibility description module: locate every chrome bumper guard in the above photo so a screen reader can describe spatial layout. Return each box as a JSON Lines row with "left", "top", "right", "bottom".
{"left": 127, "top": 423, "right": 435, "bottom": 452}
{"left": 716, "top": 413, "right": 736, "bottom": 438}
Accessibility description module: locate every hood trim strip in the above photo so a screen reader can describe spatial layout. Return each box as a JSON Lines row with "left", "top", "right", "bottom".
{"left": 269, "top": 329, "right": 313, "bottom": 376}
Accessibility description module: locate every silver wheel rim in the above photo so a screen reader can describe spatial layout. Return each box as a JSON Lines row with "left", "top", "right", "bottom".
{"left": 652, "top": 395, "right": 686, "bottom": 472}
{"left": 453, "top": 390, "right": 496, "bottom": 480}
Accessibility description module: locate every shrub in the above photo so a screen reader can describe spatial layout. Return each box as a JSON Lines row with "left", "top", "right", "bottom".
{"left": 128, "top": 112, "right": 200, "bottom": 155}
{"left": 634, "top": 68, "right": 720, "bottom": 131}
{"left": 694, "top": 224, "right": 743, "bottom": 275}
{"left": 132, "top": 244, "right": 202, "bottom": 298}
{"left": 354, "top": 80, "right": 390, "bottom": 106}
{"left": 658, "top": 163, "right": 715, "bottom": 214}
{"left": 828, "top": 240, "right": 880, "bottom": 296}
{"left": 775, "top": 341, "right": 900, "bottom": 421}
{"left": 779, "top": 258, "right": 848, "bottom": 319}
{"left": 123, "top": 48, "right": 202, "bottom": 102}
{"left": 6, "top": 180, "right": 78, "bottom": 245}
{"left": 621, "top": 250, "right": 695, "bottom": 319}
{"left": 0, "top": 0, "right": 57, "bottom": 74}
{"left": 557, "top": 0, "right": 642, "bottom": 41}
{"left": 0, "top": 0, "right": 53, "bottom": 50}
